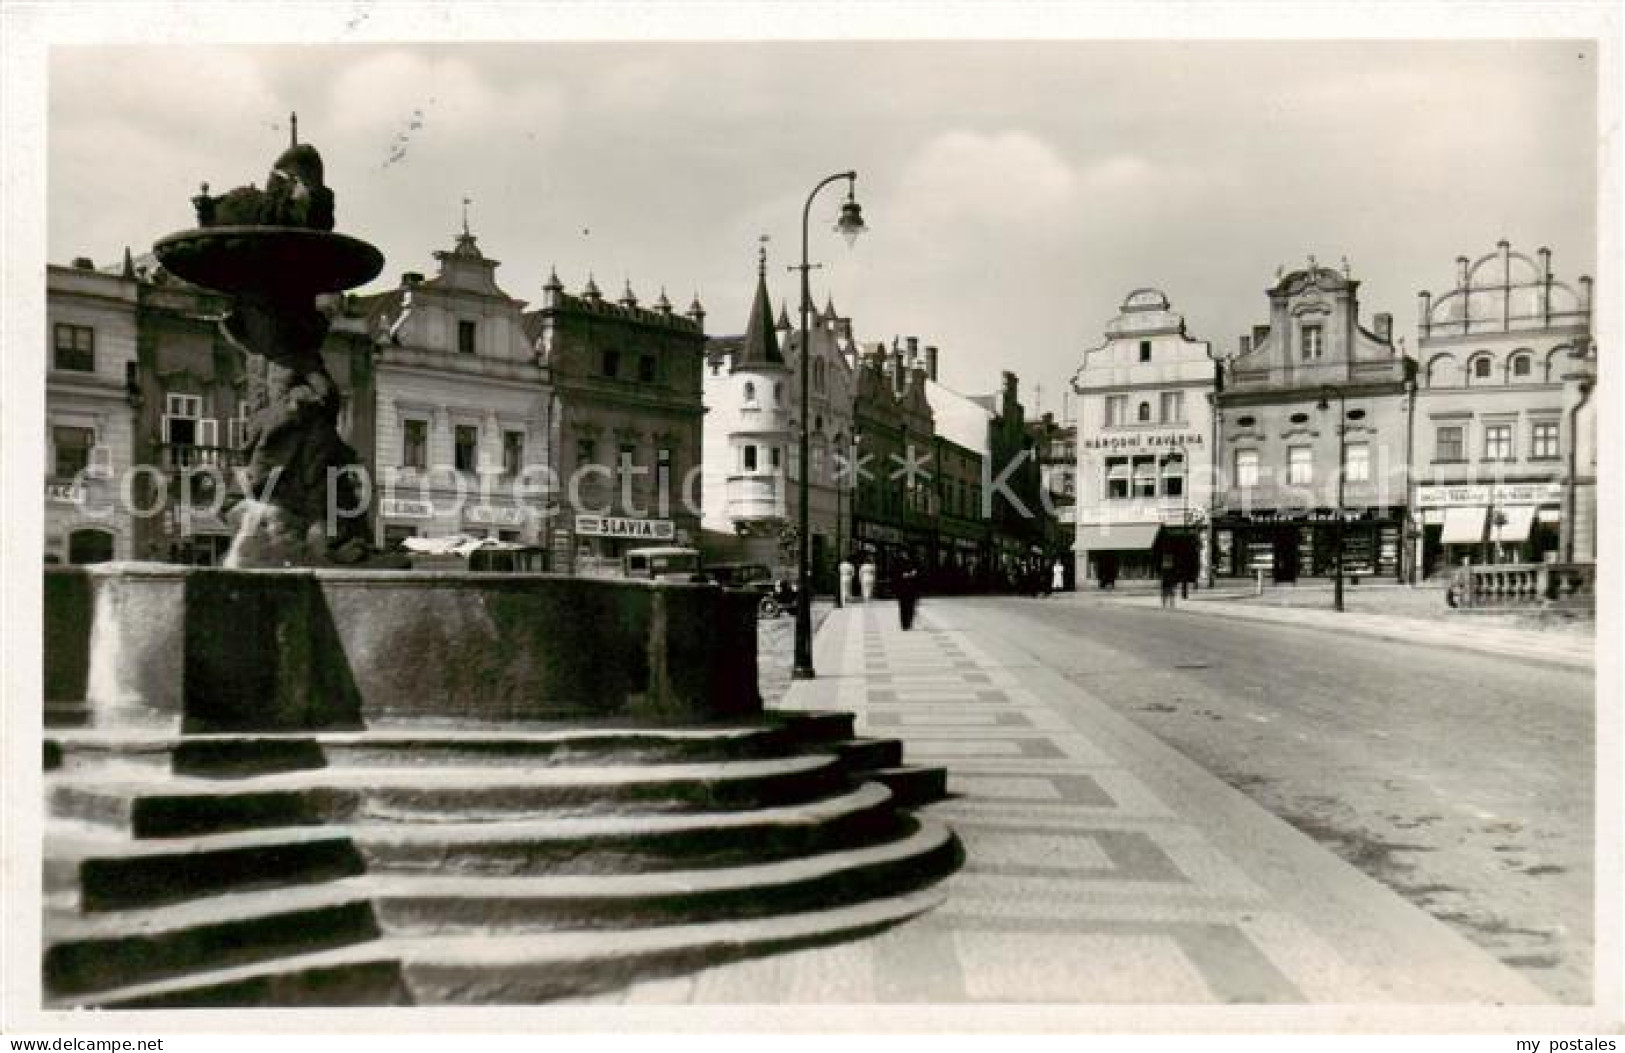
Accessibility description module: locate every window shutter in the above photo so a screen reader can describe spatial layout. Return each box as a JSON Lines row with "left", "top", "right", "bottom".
{"left": 198, "top": 418, "right": 220, "bottom": 448}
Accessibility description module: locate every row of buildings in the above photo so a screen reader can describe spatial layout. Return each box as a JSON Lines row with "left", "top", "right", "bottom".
{"left": 44, "top": 229, "right": 1055, "bottom": 590}
{"left": 1068, "top": 242, "right": 1598, "bottom": 587}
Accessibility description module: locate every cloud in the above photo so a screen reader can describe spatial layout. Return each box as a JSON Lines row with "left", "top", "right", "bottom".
{"left": 892, "top": 130, "right": 1079, "bottom": 234}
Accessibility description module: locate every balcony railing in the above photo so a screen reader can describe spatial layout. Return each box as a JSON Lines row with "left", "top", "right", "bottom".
{"left": 161, "top": 444, "right": 244, "bottom": 470}
{"left": 1448, "top": 561, "right": 1595, "bottom": 612}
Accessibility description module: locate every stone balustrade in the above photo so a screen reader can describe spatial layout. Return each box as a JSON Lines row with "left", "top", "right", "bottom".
{"left": 1448, "top": 561, "right": 1595, "bottom": 611}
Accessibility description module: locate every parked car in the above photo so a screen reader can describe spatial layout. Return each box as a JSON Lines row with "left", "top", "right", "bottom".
{"left": 700, "top": 561, "right": 793, "bottom": 618}
{"left": 622, "top": 546, "right": 705, "bottom": 583}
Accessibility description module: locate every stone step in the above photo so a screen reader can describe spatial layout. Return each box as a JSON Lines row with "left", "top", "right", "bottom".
{"left": 831, "top": 737, "right": 905, "bottom": 773}
{"left": 68, "top": 884, "right": 950, "bottom": 1008}
{"left": 54, "top": 827, "right": 368, "bottom": 912}
{"left": 45, "top": 720, "right": 852, "bottom": 780}
{"left": 866, "top": 765, "right": 950, "bottom": 808}
{"left": 51, "top": 754, "right": 850, "bottom": 838}
{"left": 45, "top": 821, "right": 959, "bottom": 1001}
{"left": 48, "top": 782, "right": 902, "bottom": 909}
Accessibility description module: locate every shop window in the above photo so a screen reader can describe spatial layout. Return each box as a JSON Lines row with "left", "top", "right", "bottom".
{"left": 1531, "top": 421, "right": 1559, "bottom": 460}
{"left": 1483, "top": 423, "right": 1513, "bottom": 461}
{"left": 53, "top": 426, "right": 96, "bottom": 480}
{"left": 1287, "top": 445, "right": 1313, "bottom": 485}
{"left": 53, "top": 323, "right": 95, "bottom": 372}
{"left": 458, "top": 320, "right": 477, "bottom": 354}
{"left": 502, "top": 430, "right": 525, "bottom": 476}
{"left": 1301, "top": 325, "right": 1323, "bottom": 361}
{"left": 402, "top": 419, "right": 427, "bottom": 469}
{"left": 1435, "top": 426, "right": 1464, "bottom": 462}
{"left": 1235, "top": 449, "right": 1259, "bottom": 488}
{"left": 1344, "top": 443, "right": 1370, "bottom": 483}
{"left": 1162, "top": 473, "right": 1184, "bottom": 499}
{"left": 454, "top": 425, "right": 479, "bottom": 472}
{"left": 67, "top": 528, "right": 114, "bottom": 565}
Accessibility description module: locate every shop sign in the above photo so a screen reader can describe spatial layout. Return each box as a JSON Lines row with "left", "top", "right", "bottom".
{"left": 574, "top": 515, "right": 675, "bottom": 540}
{"left": 380, "top": 498, "right": 434, "bottom": 519}
{"left": 1081, "top": 431, "right": 1204, "bottom": 452}
{"left": 1415, "top": 482, "right": 1563, "bottom": 507}
{"left": 465, "top": 504, "right": 527, "bottom": 527}
{"left": 1225, "top": 507, "right": 1383, "bottom": 524}
{"left": 46, "top": 482, "right": 85, "bottom": 504}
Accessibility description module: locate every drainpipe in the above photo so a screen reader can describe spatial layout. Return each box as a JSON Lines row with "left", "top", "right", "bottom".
{"left": 1563, "top": 357, "right": 1594, "bottom": 563}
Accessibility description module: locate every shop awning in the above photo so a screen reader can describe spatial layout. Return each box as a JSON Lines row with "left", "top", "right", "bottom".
{"left": 1076, "top": 523, "right": 1161, "bottom": 552}
{"left": 1491, "top": 504, "right": 1537, "bottom": 543}
{"left": 1440, "top": 506, "right": 1488, "bottom": 544}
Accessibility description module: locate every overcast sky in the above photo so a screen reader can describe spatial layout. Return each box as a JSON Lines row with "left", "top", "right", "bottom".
{"left": 48, "top": 38, "right": 1597, "bottom": 417}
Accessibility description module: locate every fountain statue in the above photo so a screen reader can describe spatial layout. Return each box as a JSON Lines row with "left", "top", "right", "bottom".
{"left": 154, "top": 116, "right": 385, "bottom": 568}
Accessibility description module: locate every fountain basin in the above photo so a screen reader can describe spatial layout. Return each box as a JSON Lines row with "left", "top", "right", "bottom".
{"left": 153, "top": 227, "right": 383, "bottom": 297}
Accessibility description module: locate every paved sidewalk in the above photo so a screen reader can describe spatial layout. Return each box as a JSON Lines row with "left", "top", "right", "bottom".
{"left": 1085, "top": 591, "right": 1594, "bottom": 670}
{"left": 590, "top": 601, "right": 1585, "bottom": 1023}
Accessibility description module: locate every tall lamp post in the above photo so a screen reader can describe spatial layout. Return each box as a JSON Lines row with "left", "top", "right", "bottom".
{"left": 792, "top": 172, "right": 867, "bottom": 680}
{"left": 1317, "top": 386, "right": 1347, "bottom": 613}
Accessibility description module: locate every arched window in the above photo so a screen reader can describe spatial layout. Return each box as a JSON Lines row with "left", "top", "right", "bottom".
{"left": 1473, "top": 357, "right": 1492, "bottom": 379}
{"left": 1137, "top": 401, "right": 1152, "bottom": 423}
{"left": 743, "top": 381, "right": 756, "bottom": 404}
{"left": 1512, "top": 355, "right": 1531, "bottom": 378}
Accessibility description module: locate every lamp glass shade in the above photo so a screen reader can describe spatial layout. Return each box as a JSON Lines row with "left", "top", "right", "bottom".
{"left": 836, "top": 199, "right": 866, "bottom": 248}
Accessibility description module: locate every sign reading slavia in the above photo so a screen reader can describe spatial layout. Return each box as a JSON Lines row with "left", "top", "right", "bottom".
{"left": 1081, "top": 431, "right": 1205, "bottom": 452}
{"left": 574, "top": 515, "right": 676, "bottom": 540}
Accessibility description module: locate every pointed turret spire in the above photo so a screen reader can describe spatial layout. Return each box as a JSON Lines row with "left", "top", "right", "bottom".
{"left": 776, "top": 300, "right": 792, "bottom": 332}
{"left": 544, "top": 266, "right": 563, "bottom": 293}
{"left": 822, "top": 293, "right": 838, "bottom": 321}
{"left": 289, "top": 111, "right": 298, "bottom": 147}
{"left": 655, "top": 286, "right": 673, "bottom": 314}
{"left": 686, "top": 292, "right": 706, "bottom": 326}
{"left": 736, "top": 249, "right": 784, "bottom": 369}
{"left": 619, "top": 278, "right": 638, "bottom": 308}
{"left": 121, "top": 246, "right": 136, "bottom": 280}
{"left": 583, "top": 273, "right": 602, "bottom": 301}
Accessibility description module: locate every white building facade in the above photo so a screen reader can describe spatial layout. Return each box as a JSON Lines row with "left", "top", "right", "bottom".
{"left": 1070, "top": 288, "right": 1217, "bottom": 586}
{"left": 366, "top": 229, "right": 558, "bottom": 553}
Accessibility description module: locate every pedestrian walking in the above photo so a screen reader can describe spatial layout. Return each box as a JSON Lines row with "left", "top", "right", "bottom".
{"left": 895, "top": 555, "right": 921, "bottom": 630}
{"left": 1051, "top": 559, "right": 1066, "bottom": 594}
{"left": 1159, "top": 553, "right": 1179, "bottom": 609}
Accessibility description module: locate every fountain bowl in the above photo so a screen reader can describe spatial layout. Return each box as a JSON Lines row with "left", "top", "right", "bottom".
{"left": 154, "top": 226, "right": 384, "bottom": 298}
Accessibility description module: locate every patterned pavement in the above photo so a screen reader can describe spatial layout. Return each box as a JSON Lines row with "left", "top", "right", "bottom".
{"left": 590, "top": 599, "right": 1585, "bottom": 1022}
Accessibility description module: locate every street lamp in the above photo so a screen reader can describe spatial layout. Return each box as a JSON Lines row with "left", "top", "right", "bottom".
{"left": 793, "top": 172, "right": 866, "bottom": 680}
{"left": 1316, "top": 386, "right": 1347, "bottom": 613}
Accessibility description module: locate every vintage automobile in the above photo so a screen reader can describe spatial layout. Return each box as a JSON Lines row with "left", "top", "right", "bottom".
{"left": 702, "top": 561, "right": 794, "bottom": 618}
{"left": 622, "top": 546, "right": 705, "bottom": 583}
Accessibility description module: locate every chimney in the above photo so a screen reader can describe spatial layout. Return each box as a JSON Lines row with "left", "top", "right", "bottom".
{"left": 1239, "top": 334, "right": 1252, "bottom": 356}
{"left": 925, "top": 345, "right": 939, "bottom": 381}
{"left": 1373, "top": 313, "right": 1392, "bottom": 343}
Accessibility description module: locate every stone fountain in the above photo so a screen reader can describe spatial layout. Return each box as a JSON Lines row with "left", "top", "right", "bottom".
{"left": 41, "top": 125, "right": 957, "bottom": 1008}
{"left": 154, "top": 122, "right": 382, "bottom": 568}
